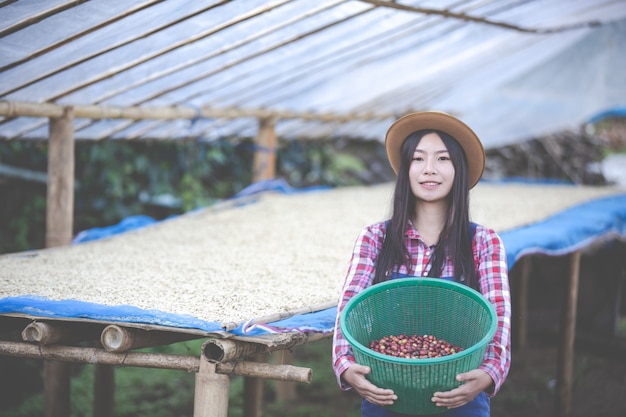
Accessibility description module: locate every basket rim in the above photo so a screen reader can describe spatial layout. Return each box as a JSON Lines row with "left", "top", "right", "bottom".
{"left": 339, "top": 277, "right": 498, "bottom": 365}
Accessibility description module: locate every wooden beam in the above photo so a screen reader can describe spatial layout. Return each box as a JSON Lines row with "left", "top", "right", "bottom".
{"left": 93, "top": 365, "right": 114, "bottom": 417}
{"left": 252, "top": 117, "right": 277, "bottom": 182}
{"left": 243, "top": 353, "right": 266, "bottom": 417}
{"left": 194, "top": 356, "right": 229, "bottom": 417}
{"left": 44, "top": 106, "right": 75, "bottom": 417}
{"left": 100, "top": 324, "right": 200, "bottom": 352}
{"left": 512, "top": 256, "right": 530, "bottom": 351}
{"left": 360, "top": 0, "right": 602, "bottom": 34}
{"left": 46, "top": 106, "right": 74, "bottom": 248}
{"left": 555, "top": 251, "right": 581, "bottom": 417}
{"left": 0, "top": 100, "right": 393, "bottom": 123}
{"left": 22, "top": 321, "right": 100, "bottom": 345}
{"left": 274, "top": 349, "right": 297, "bottom": 403}
{"left": 202, "top": 331, "right": 329, "bottom": 362}
{"left": 0, "top": 341, "right": 312, "bottom": 382}
{"left": 44, "top": 361, "right": 71, "bottom": 417}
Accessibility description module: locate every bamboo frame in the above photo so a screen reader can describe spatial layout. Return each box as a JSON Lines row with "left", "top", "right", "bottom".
{"left": 555, "top": 251, "right": 581, "bottom": 417}
{"left": 22, "top": 321, "right": 101, "bottom": 345}
{"left": 512, "top": 255, "right": 530, "bottom": 351}
{"left": 101, "top": 324, "right": 199, "bottom": 352}
{"left": 0, "top": 341, "right": 312, "bottom": 383}
{"left": 360, "top": 0, "right": 602, "bottom": 33}
{"left": 44, "top": 108, "right": 75, "bottom": 416}
{"left": 252, "top": 117, "right": 277, "bottom": 182}
{"left": 194, "top": 356, "right": 229, "bottom": 417}
{"left": 202, "top": 334, "right": 328, "bottom": 369}
{"left": 0, "top": 100, "right": 391, "bottom": 124}
{"left": 46, "top": 106, "right": 74, "bottom": 248}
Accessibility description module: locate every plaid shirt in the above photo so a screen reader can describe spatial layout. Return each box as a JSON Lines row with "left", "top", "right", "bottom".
{"left": 332, "top": 220, "right": 511, "bottom": 396}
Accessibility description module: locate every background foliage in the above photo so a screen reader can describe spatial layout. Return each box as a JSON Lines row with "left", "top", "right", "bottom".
{"left": 0, "top": 138, "right": 373, "bottom": 255}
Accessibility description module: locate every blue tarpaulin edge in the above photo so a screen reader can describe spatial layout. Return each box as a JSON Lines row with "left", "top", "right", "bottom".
{"left": 499, "top": 193, "right": 626, "bottom": 269}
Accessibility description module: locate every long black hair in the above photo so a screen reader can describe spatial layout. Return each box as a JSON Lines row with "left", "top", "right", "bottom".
{"left": 374, "top": 130, "right": 478, "bottom": 289}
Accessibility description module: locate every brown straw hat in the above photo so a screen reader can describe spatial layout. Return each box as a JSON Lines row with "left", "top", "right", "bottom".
{"left": 385, "top": 111, "right": 485, "bottom": 189}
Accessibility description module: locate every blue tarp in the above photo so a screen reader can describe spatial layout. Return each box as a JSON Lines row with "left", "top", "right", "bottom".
{"left": 500, "top": 193, "right": 626, "bottom": 268}
{"left": 2, "top": 184, "right": 625, "bottom": 336}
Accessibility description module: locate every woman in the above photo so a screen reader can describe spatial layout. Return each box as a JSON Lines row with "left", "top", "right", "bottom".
{"left": 332, "top": 111, "right": 511, "bottom": 416}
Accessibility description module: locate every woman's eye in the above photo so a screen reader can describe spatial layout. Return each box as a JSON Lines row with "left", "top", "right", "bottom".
{"left": 412, "top": 157, "right": 423, "bottom": 162}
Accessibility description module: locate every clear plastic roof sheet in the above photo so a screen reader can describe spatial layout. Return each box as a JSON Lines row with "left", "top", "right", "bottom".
{"left": 1, "top": 0, "right": 625, "bottom": 148}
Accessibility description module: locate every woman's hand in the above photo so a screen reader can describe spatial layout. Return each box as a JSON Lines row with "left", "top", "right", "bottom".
{"left": 431, "top": 369, "right": 493, "bottom": 409}
{"left": 342, "top": 363, "right": 397, "bottom": 406}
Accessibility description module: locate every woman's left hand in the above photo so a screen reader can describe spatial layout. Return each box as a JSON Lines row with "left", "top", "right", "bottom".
{"left": 431, "top": 369, "right": 493, "bottom": 409}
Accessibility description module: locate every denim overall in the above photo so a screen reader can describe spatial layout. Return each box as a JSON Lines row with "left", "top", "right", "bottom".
{"left": 362, "top": 224, "right": 489, "bottom": 417}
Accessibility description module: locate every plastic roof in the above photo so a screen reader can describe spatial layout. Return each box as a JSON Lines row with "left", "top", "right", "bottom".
{"left": 1, "top": 0, "right": 625, "bottom": 149}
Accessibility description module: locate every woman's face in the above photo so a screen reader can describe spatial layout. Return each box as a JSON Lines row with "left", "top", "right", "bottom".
{"left": 408, "top": 132, "right": 455, "bottom": 203}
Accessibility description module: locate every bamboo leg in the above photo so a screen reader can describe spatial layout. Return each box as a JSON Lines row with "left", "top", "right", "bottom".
{"left": 44, "top": 361, "right": 71, "bottom": 417}
{"left": 252, "top": 117, "right": 277, "bottom": 182}
{"left": 46, "top": 106, "right": 75, "bottom": 248}
{"left": 194, "top": 355, "right": 230, "bottom": 417}
{"left": 93, "top": 365, "right": 114, "bottom": 417}
{"left": 555, "top": 251, "right": 581, "bottom": 417}
{"left": 514, "top": 256, "right": 530, "bottom": 351}
{"left": 44, "top": 107, "right": 75, "bottom": 417}
{"left": 274, "top": 349, "right": 297, "bottom": 403}
{"left": 243, "top": 353, "right": 266, "bottom": 417}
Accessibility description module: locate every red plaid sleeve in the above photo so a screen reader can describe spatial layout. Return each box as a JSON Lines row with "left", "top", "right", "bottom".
{"left": 475, "top": 225, "right": 512, "bottom": 396}
{"left": 332, "top": 222, "right": 385, "bottom": 390}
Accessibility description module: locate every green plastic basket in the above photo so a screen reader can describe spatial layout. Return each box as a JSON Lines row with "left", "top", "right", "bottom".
{"left": 340, "top": 278, "right": 497, "bottom": 415}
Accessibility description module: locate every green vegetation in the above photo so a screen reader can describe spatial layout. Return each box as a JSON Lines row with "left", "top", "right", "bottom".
{"left": 0, "top": 138, "right": 371, "bottom": 254}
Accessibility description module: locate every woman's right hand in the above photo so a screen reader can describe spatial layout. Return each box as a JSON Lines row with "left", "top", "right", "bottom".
{"left": 342, "top": 363, "right": 397, "bottom": 406}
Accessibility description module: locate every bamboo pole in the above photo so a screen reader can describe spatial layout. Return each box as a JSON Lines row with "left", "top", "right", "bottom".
{"left": 274, "top": 349, "right": 297, "bottom": 403}
{"left": 512, "top": 256, "right": 530, "bottom": 351}
{"left": 44, "top": 106, "right": 75, "bottom": 417}
{"left": 202, "top": 332, "right": 328, "bottom": 363}
{"left": 44, "top": 360, "right": 70, "bottom": 417}
{"left": 21, "top": 321, "right": 99, "bottom": 345}
{"left": 0, "top": 100, "right": 392, "bottom": 123}
{"left": 194, "top": 356, "right": 229, "bottom": 417}
{"left": 243, "top": 353, "right": 266, "bottom": 417}
{"left": 46, "top": 106, "right": 74, "bottom": 248}
{"left": 252, "top": 117, "right": 277, "bottom": 182}
{"left": 100, "top": 324, "right": 200, "bottom": 352}
{"left": 0, "top": 341, "right": 312, "bottom": 382}
{"left": 93, "top": 364, "right": 114, "bottom": 417}
{"left": 555, "top": 251, "right": 581, "bottom": 417}
{"left": 204, "top": 339, "right": 269, "bottom": 363}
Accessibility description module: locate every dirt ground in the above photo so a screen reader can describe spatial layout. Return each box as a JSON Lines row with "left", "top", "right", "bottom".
{"left": 489, "top": 342, "right": 626, "bottom": 417}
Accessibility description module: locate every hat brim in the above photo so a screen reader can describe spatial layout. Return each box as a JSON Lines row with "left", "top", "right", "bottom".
{"left": 385, "top": 111, "right": 485, "bottom": 189}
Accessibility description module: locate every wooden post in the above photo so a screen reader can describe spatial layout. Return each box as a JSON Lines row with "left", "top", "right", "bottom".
{"left": 555, "top": 251, "right": 581, "bottom": 417}
{"left": 22, "top": 321, "right": 102, "bottom": 345}
{"left": 0, "top": 341, "right": 312, "bottom": 381}
{"left": 252, "top": 117, "right": 277, "bottom": 182}
{"left": 243, "top": 353, "right": 266, "bottom": 417}
{"left": 45, "top": 106, "right": 75, "bottom": 417}
{"left": 274, "top": 349, "right": 297, "bottom": 403}
{"left": 93, "top": 365, "right": 114, "bottom": 417}
{"left": 194, "top": 355, "right": 230, "bottom": 417}
{"left": 512, "top": 256, "right": 530, "bottom": 351}
{"left": 46, "top": 106, "right": 75, "bottom": 248}
{"left": 44, "top": 361, "right": 71, "bottom": 417}
{"left": 101, "top": 324, "right": 198, "bottom": 352}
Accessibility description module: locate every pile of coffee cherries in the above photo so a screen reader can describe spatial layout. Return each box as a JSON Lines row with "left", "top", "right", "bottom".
{"left": 368, "top": 333, "right": 463, "bottom": 359}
